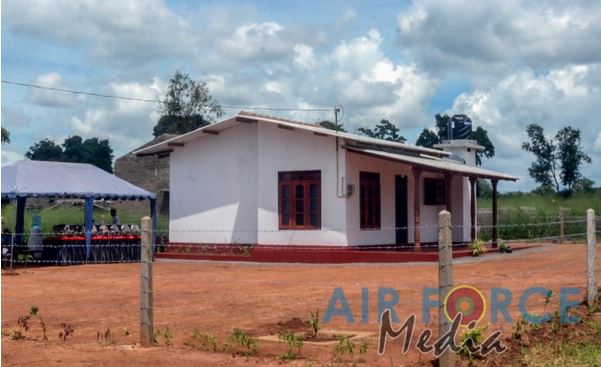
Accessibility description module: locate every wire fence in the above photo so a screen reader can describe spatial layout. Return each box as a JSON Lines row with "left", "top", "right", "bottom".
{"left": 1, "top": 210, "right": 598, "bottom": 367}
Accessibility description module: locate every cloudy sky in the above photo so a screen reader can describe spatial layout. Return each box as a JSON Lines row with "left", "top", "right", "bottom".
{"left": 2, "top": 0, "right": 600, "bottom": 191}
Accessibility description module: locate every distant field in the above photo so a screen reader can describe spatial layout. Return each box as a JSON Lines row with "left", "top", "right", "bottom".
{"left": 478, "top": 190, "right": 601, "bottom": 214}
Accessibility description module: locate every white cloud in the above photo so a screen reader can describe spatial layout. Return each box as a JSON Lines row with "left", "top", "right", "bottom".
{"left": 293, "top": 44, "right": 316, "bottom": 71}
{"left": 449, "top": 64, "right": 601, "bottom": 188}
{"left": 29, "top": 73, "right": 78, "bottom": 107}
{"left": 3, "top": 0, "right": 197, "bottom": 65}
{"left": 220, "top": 22, "right": 291, "bottom": 61}
{"left": 396, "top": 0, "right": 601, "bottom": 73}
{"left": 69, "top": 78, "right": 163, "bottom": 157}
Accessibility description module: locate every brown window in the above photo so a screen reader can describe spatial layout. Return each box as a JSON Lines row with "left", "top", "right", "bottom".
{"left": 279, "top": 171, "right": 321, "bottom": 229}
{"left": 424, "top": 178, "right": 446, "bottom": 205}
{"left": 360, "top": 172, "right": 381, "bottom": 229}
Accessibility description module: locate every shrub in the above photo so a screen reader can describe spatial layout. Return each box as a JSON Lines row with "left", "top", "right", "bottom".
{"left": 226, "top": 328, "right": 258, "bottom": 356}
{"left": 309, "top": 309, "right": 320, "bottom": 337}
{"left": 278, "top": 329, "right": 303, "bottom": 360}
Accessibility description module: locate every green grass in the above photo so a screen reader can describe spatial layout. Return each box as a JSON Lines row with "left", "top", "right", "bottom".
{"left": 478, "top": 190, "right": 601, "bottom": 214}
{"left": 476, "top": 191, "right": 601, "bottom": 241}
{"left": 1, "top": 201, "right": 168, "bottom": 235}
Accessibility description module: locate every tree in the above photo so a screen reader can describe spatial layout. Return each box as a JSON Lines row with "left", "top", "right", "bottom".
{"left": 318, "top": 120, "right": 346, "bottom": 132}
{"left": 1, "top": 127, "right": 10, "bottom": 143}
{"left": 573, "top": 177, "right": 595, "bottom": 193}
{"left": 25, "top": 139, "right": 63, "bottom": 161}
{"left": 25, "top": 135, "right": 114, "bottom": 173}
{"left": 472, "top": 127, "right": 495, "bottom": 166}
{"left": 555, "top": 126, "right": 591, "bottom": 191}
{"left": 415, "top": 114, "right": 495, "bottom": 165}
{"left": 415, "top": 128, "right": 438, "bottom": 148}
{"left": 153, "top": 71, "right": 224, "bottom": 137}
{"left": 522, "top": 124, "right": 591, "bottom": 193}
{"left": 358, "top": 119, "right": 406, "bottom": 143}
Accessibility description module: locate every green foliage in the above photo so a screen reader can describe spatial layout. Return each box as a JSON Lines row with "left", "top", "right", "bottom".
{"left": 185, "top": 328, "right": 218, "bottom": 352}
{"left": 332, "top": 335, "right": 357, "bottom": 362}
{"left": 226, "top": 328, "right": 258, "bottom": 356}
{"left": 522, "top": 124, "right": 592, "bottom": 193}
{"left": 458, "top": 325, "right": 487, "bottom": 361}
{"left": 318, "top": 120, "right": 346, "bottom": 132}
{"left": 415, "top": 127, "right": 439, "bottom": 148}
{"left": 153, "top": 70, "right": 223, "bottom": 137}
{"left": 2, "top": 126, "right": 10, "bottom": 143}
{"left": 278, "top": 329, "right": 303, "bottom": 360}
{"left": 358, "top": 119, "right": 406, "bottom": 143}
{"left": 476, "top": 179, "right": 492, "bottom": 198}
{"left": 415, "top": 114, "right": 495, "bottom": 165}
{"left": 25, "top": 139, "right": 63, "bottom": 161}
{"left": 472, "top": 126, "right": 495, "bottom": 165}
{"left": 470, "top": 239, "right": 487, "bottom": 256}
{"left": 25, "top": 135, "right": 114, "bottom": 173}
{"left": 309, "top": 309, "right": 320, "bottom": 337}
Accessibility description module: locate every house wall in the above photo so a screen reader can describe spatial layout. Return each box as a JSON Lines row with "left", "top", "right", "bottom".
{"left": 256, "top": 123, "right": 348, "bottom": 246}
{"left": 345, "top": 151, "right": 451, "bottom": 245}
{"left": 169, "top": 123, "right": 258, "bottom": 244}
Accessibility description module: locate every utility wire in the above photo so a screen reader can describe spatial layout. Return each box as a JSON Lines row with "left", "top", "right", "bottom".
{"left": 1, "top": 79, "right": 333, "bottom": 112}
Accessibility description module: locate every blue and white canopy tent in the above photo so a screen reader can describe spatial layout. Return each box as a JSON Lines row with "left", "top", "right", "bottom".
{"left": 1, "top": 160, "right": 157, "bottom": 259}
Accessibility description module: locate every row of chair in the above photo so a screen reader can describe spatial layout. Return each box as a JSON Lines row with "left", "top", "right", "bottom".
{"left": 52, "top": 224, "right": 141, "bottom": 236}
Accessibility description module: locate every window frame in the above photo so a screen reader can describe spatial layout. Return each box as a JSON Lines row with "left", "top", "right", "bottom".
{"left": 360, "top": 171, "right": 381, "bottom": 229}
{"left": 424, "top": 177, "right": 447, "bottom": 206}
{"left": 278, "top": 170, "right": 321, "bottom": 230}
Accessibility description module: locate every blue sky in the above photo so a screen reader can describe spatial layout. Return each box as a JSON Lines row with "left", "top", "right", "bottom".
{"left": 2, "top": 0, "right": 601, "bottom": 192}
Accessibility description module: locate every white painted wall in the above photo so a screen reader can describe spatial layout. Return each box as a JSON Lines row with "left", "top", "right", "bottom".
{"left": 256, "top": 123, "right": 348, "bottom": 246}
{"left": 169, "top": 123, "right": 258, "bottom": 244}
{"left": 168, "top": 121, "right": 473, "bottom": 246}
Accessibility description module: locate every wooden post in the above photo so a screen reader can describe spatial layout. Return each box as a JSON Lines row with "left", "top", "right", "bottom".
{"left": 491, "top": 179, "right": 498, "bottom": 248}
{"left": 587, "top": 209, "right": 597, "bottom": 309}
{"left": 438, "top": 210, "right": 455, "bottom": 367}
{"left": 559, "top": 208, "right": 565, "bottom": 244}
{"left": 413, "top": 168, "right": 422, "bottom": 248}
{"left": 140, "top": 216, "right": 154, "bottom": 347}
{"left": 469, "top": 177, "right": 477, "bottom": 242}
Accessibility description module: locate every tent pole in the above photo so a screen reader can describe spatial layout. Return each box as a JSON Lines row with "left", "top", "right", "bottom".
{"left": 84, "top": 197, "right": 94, "bottom": 260}
{"left": 15, "top": 196, "right": 27, "bottom": 244}
{"left": 150, "top": 198, "right": 157, "bottom": 255}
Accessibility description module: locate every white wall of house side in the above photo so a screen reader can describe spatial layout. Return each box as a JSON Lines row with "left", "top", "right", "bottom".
{"left": 347, "top": 152, "right": 469, "bottom": 246}
{"left": 169, "top": 123, "right": 258, "bottom": 244}
{"left": 256, "top": 123, "right": 348, "bottom": 246}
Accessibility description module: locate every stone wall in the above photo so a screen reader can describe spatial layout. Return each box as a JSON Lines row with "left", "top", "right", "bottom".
{"left": 114, "top": 134, "right": 176, "bottom": 214}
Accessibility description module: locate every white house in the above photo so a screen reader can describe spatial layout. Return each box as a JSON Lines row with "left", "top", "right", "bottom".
{"left": 135, "top": 111, "right": 517, "bottom": 248}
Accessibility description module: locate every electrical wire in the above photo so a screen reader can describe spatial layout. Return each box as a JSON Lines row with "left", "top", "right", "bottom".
{"left": 1, "top": 79, "right": 333, "bottom": 112}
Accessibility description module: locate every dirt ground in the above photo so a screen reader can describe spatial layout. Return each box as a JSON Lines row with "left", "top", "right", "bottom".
{"left": 2, "top": 243, "right": 600, "bottom": 366}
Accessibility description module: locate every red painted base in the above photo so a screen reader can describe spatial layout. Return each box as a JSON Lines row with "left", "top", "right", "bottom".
{"left": 155, "top": 243, "right": 539, "bottom": 264}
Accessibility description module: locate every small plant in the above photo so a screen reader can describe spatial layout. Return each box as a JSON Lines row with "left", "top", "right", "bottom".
{"left": 153, "top": 326, "right": 173, "bottom": 346}
{"left": 226, "top": 328, "right": 258, "bottom": 356}
{"left": 470, "top": 240, "right": 487, "bottom": 256}
{"left": 17, "top": 253, "right": 33, "bottom": 267}
{"left": 359, "top": 340, "right": 368, "bottom": 355}
{"left": 544, "top": 290, "right": 555, "bottom": 314}
{"left": 185, "top": 328, "right": 218, "bottom": 352}
{"left": 278, "top": 329, "right": 303, "bottom": 360}
{"left": 16, "top": 306, "right": 47, "bottom": 341}
{"left": 333, "top": 335, "right": 356, "bottom": 362}
{"left": 10, "top": 330, "right": 25, "bottom": 340}
{"left": 458, "top": 324, "right": 487, "bottom": 363}
{"left": 97, "top": 328, "right": 115, "bottom": 345}
{"left": 499, "top": 242, "right": 512, "bottom": 253}
{"left": 59, "top": 323, "right": 74, "bottom": 342}
{"left": 309, "top": 309, "right": 320, "bottom": 338}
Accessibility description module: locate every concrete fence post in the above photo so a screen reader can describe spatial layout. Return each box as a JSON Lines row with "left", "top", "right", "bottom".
{"left": 559, "top": 208, "right": 565, "bottom": 244}
{"left": 140, "top": 216, "right": 154, "bottom": 346}
{"left": 438, "top": 210, "right": 455, "bottom": 367}
{"left": 587, "top": 209, "right": 597, "bottom": 309}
